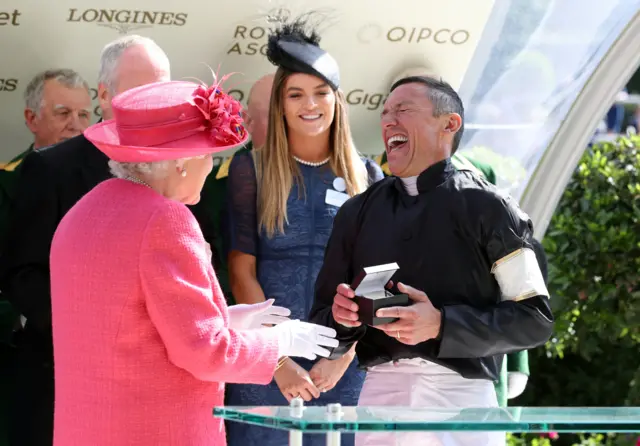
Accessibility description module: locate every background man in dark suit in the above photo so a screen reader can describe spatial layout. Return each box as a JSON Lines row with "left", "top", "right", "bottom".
{"left": 0, "top": 68, "right": 91, "bottom": 446}
{"left": 0, "top": 34, "right": 170, "bottom": 446}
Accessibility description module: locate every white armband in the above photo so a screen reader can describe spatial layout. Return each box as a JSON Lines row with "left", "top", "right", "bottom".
{"left": 491, "top": 248, "right": 549, "bottom": 301}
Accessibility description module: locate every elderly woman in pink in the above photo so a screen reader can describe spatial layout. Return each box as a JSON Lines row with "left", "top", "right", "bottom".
{"left": 49, "top": 80, "right": 338, "bottom": 446}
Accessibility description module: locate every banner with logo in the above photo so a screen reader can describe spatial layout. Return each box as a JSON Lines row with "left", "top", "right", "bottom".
{"left": 0, "top": 0, "right": 495, "bottom": 163}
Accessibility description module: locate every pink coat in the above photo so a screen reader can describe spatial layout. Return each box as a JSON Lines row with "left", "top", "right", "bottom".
{"left": 50, "top": 178, "right": 280, "bottom": 445}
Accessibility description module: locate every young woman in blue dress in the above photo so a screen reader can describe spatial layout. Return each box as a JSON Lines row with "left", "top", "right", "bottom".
{"left": 224, "top": 17, "right": 383, "bottom": 446}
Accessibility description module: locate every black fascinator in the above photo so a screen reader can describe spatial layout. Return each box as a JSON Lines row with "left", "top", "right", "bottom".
{"left": 266, "top": 11, "right": 340, "bottom": 90}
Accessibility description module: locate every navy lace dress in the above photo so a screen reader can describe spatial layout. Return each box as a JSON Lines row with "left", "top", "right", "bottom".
{"left": 224, "top": 151, "right": 383, "bottom": 446}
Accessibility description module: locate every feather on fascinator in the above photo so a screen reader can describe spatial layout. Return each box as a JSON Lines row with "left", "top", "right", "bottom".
{"left": 265, "top": 11, "right": 340, "bottom": 90}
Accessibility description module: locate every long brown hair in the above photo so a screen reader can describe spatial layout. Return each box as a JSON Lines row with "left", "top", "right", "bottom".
{"left": 254, "top": 68, "right": 368, "bottom": 237}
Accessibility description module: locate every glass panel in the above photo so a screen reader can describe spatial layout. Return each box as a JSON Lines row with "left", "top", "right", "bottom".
{"left": 457, "top": 0, "right": 640, "bottom": 200}
{"left": 214, "top": 406, "right": 640, "bottom": 433}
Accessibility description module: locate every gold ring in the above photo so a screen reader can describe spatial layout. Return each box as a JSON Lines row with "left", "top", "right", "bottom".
{"left": 396, "top": 331, "right": 400, "bottom": 340}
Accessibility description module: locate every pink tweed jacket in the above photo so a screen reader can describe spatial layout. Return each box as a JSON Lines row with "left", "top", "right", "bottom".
{"left": 50, "top": 178, "right": 280, "bottom": 446}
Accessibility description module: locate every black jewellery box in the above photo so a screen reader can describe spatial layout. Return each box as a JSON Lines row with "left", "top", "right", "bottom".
{"left": 351, "top": 263, "right": 410, "bottom": 326}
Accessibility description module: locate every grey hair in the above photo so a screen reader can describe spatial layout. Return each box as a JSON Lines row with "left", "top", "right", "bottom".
{"left": 24, "top": 69, "right": 89, "bottom": 115}
{"left": 109, "top": 160, "right": 173, "bottom": 180}
{"left": 108, "top": 155, "right": 207, "bottom": 180}
{"left": 98, "top": 35, "right": 170, "bottom": 95}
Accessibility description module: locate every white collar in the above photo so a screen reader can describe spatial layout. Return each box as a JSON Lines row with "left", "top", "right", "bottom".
{"left": 400, "top": 176, "right": 419, "bottom": 196}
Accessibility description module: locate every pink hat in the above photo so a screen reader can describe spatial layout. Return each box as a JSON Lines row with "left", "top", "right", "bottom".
{"left": 84, "top": 80, "right": 248, "bottom": 163}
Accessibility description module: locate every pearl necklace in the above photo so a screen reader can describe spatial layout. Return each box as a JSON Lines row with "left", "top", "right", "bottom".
{"left": 293, "top": 155, "right": 330, "bottom": 167}
{"left": 125, "top": 176, "right": 152, "bottom": 189}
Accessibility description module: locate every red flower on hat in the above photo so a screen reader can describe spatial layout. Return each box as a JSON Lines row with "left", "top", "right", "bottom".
{"left": 189, "top": 75, "right": 246, "bottom": 146}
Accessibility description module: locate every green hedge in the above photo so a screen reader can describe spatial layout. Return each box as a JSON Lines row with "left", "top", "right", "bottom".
{"left": 510, "top": 135, "right": 640, "bottom": 446}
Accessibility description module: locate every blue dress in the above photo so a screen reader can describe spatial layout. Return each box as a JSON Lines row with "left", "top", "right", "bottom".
{"left": 224, "top": 151, "right": 383, "bottom": 446}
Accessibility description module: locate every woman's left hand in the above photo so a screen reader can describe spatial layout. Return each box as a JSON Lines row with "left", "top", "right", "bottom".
{"left": 308, "top": 345, "right": 356, "bottom": 393}
{"left": 228, "top": 299, "right": 291, "bottom": 330}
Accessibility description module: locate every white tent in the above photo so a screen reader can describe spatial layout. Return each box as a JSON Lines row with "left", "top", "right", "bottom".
{"left": 1, "top": 0, "right": 639, "bottom": 237}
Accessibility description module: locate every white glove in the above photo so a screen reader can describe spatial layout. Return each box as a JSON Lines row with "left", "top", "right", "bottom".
{"left": 274, "top": 320, "right": 339, "bottom": 360}
{"left": 507, "top": 372, "right": 528, "bottom": 399}
{"left": 228, "top": 299, "right": 291, "bottom": 330}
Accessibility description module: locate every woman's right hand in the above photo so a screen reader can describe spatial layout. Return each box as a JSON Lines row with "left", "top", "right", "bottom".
{"left": 274, "top": 358, "right": 321, "bottom": 402}
{"left": 274, "top": 320, "right": 338, "bottom": 360}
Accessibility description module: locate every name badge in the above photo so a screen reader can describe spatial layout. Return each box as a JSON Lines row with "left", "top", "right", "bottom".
{"left": 326, "top": 189, "right": 350, "bottom": 207}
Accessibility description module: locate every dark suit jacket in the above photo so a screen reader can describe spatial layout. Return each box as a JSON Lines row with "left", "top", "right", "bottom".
{"left": 0, "top": 145, "right": 33, "bottom": 250}
{"left": 0, "top": 134, "right": 111, "bottom": 360}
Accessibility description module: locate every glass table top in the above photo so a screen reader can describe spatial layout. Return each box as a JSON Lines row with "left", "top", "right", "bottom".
{"left": 214, "top": 406, "right": 640, "bottom": 433}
